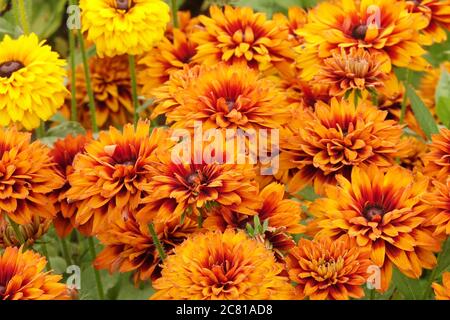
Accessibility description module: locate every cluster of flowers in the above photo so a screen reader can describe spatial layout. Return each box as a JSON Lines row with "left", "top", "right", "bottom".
{"left": 1, "top": 0, "right": 450, "bottom": 300}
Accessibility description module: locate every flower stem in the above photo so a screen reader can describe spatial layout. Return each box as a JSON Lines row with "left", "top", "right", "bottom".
{"left": 171, "top": 0, "right": 179, "bottom": 28}
{"left": 68, "top": 31, "right": 78, "bottom": 121}
{"left": 61, "top": 237, "right": 72, "bottom": 266}
{"left": 77, "top": 31, "right": 98, "bottom": 133}
{"left": 15, "top": 0, "right": 30, "bottom": 35}
{"left": 36, "top": 122, "right": 45, "bottom": 138}
{"left": 128, "top": 55, "right": 140, "bottom": 126}
{"left": 400, "top": 69, "right": 411, "bottom": 124}
{"left": 148, "top": 222, "right": 166, "bottom": 261}
{"left": 88, "top": 237, "right": 105, "bottom": 300}
{"left": 41, "top": 238, "right": 52, "bottom": 271}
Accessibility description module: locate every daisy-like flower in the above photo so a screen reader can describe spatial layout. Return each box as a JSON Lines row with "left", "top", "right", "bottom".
{"left": 191, "top": 5, "right": 295, "bottom": 74}
{"left": 80, "top": 0, "right": 170, "bottom": 57}
{"left": 423, "top": 128, "right": 450, "bottom": 182}
{"left": 94, "top": 214, "right": 198, "bottom": 284}
{"left": 204, "top": 182, "right": 305, "bottom": 257}
{"left": 398, "top": 136, "right": 427, "bottom": 172}
{"left": 314, "top": 48, "right": 388, "bottom": 96}
{"left": 308, "top": 165, "right": 441, "bottom": 291}
{"left": 0, "top": 215, "right": 51, "bottom": 248}
{"left": 273, "top": 7, "right": 308, "bottom": 47}
{"left": 407, "top": 0, "right": 450, "bottom": 44}
{"left": 137, "top": 144, "right": 261, "bottom": 224}
{"left": 66, "top": 121, "right": 171, "bottom": 235}
{"left": 50, "top": 134, "right": 92, "bottom": 238}
{"left": 297, "top": 0, "right": 430, "bottom": 80}
{"left": 0, "top": 247, "right": 69, "bottom": 300}
{"left": 0, "top": 33, "right": 67, "bottom": 130}
{"left": 0, "top": 127, "right": 64, "bottom": 225}
{"left": 422, "top": 179, "right": 450, "bottom": 236}
{"left": 433, "top": 272, "right": 450, "bottom": 300}
{"left": 286, "top": 236, "right": 372, "bottom": 300}
{"left": 63, "top": 55, "right": 133, "bottom": 130}
{"left": 165, "top": 63, "right": 291, "bottom": 131}
{"left": 151, "top": 229, "right": 294, "bottom": 300}
{"left": 280, "top": 98, "right": 404, "bottom": 194}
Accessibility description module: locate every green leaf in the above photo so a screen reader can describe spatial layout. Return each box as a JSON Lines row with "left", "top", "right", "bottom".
{"left": 435, "top": 237, "right": 450, "bottom": 276}
{"left": 405, "top": 85, "right": 439, "bottom": 139}
{"left": 46, "top": 121, "right": 86, "bottom": 138}
{"left": 392, "top": 268, "right": 427, "bottom": 300}
{"left": 297, "top": 186, "right": 320, "bottom": 201}
{"left": 436, "top": 70, "right": 450, "bottom": 128}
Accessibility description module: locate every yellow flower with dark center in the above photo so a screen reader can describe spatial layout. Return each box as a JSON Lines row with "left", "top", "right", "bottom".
{"left": 0, "top": 33, "right": 67, "bottom": 130}
{"left": 62, "top": 55, "right": 134, "bottom": 130}
{"left": 0, "top": 127, "right": 64, "bottom": 225}
{"left": 422, "top": 179, "right": 450, "bottom": 236}
{"left": 423, "top": 128, "right": 450, "bottom": 182}
{"left": 192, "top": 5, "right": 295, "bottom": 74}
{"left": 296, "top": 0, "right": 430, "bottom": 80}
{"left": 280, "top": 98, "right": 404, "bottom": 194}
{"left": 165, "top": 63, "right": 291, "bottom": 131}
{"left": 66, "top": 121, "right": 171, "bottom": 235}
{"left": 0, "top": 247, "right": 69, "bottom": 300}
{"left": 286, "top": 236, "right": 372, "bottom": 300}
{"left": 95, "top": 214, "right": 198, "bottom": 284}
{"left": 50, "top": 133, "right": 92, "bottom": 238}
{"left": 80, "top": 0, "right": 170, "bottom": 57}
{"left": 433, "top": 272, "right": 450, "bottom": 300}
{"left": 407, "top": 0, "right": 450, "bottom": 44}
{"left": 314, "top": 47, "right": 388, "bottom": 96}
{"left": 151, "top": 229, "right": 294, "bottom": 300}
{"left": 308, "top": 165, "right": 441, "bottom": 291}
{"left": 0, "top": 215, "right": 51, "bottom": 248}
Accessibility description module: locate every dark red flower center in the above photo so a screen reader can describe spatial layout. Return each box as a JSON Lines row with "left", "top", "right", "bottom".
{"left": 226, "top": 99, "right": 235, "bottom": 112}
{"left": 187, "top": 172, "right": 204, "bottom": 186}
{"left": 352, "top": 24, "right": 368, "bottom": 40}
{"left": 0, "top": 284, "right": 5, "bottom": 296}
{"left": 0, "top": 60, "right": 24, "bottom": 78}
{"left": 115, "top": 0, "right": 133, "bottom": 11}
{"left": 363, "top": 204, "right": 385, "bottom": 221}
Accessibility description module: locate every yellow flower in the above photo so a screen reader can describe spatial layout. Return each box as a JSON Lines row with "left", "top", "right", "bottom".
{"left": 80, "top": 0, "right": 170, "bottom": 57}
{"left": 151, "top": 229, "right": 294, "bottom": 300}
{"left": 0, "top": 33, "right": 67, "bottom": 130}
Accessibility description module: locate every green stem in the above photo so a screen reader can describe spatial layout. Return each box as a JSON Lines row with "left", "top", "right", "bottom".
{"left": 16, "top": 0, "right": 30, "bottom": 35}
{"left": 36, "top": 122, "right": 45, "bottom": 138}
{"left": 61, "top": 237, "right": 72, "bottom": 266}
{"left": 88, "top": 237, "right": 105, "bottom": 300}
{"left": 68, "top": 18, "right": 78, "bottom": 121}
{"left": 6, "top": 215, "right": 26, "bottom": 247}
{"left": 148, "top": 222, "right": 166, "bottom": 261}
{"left": 77, "top": 31, "right": 98, "bottom": 133}
{"left": 422, "top": 251, "right": 442, "bottom": 300}
{"left": 171, "top": 0, "right": 179, "bottom": 28}
{"left": 41, "top": 239, "right": 52, "bottom": 271}
{"left": 128, "top": 55, "right": 140, "bottom": 126}
{"left": 400, "top": 69, "right": 411, "bottom": 124}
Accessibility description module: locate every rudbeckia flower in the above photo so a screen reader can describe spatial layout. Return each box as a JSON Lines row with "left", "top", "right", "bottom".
{"left": 423, "top": 128, "right": 450, "bottom": 182}
{"left": 0, "top": 33, "right": 67, "bottom": 130}
{"left": 0, "top": 247, "right": 69, "bottom": 300}
{"left": 433, "top": 272, "right": 450, "bottom": 300}
{"left": 286, "top": 236, "right": 372, "bottom": 300}
{"left": 80, "top": 0, "right": 170, "bottom": 57}
{"left": 151, "top": 229, "right": 294, "bottom": 300}
{"left": 422, "top": 179, "right": 450, "bottom": 236}
{"left": 308, "top": 165, "right": 441, "bottom": 291}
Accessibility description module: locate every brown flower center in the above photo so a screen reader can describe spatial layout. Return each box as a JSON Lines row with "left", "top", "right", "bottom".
{"left": 352, "top": 24, "right": 368, "bottom": 40}
{"left": 187, "top": 172, "right": 204, "bottom": 186}
{"left": 363, "top": 204, "right": 385, "bottom": 221}
{"left": 226, "top": 99, "right": 235, "bottom": 112}
{"left": 0, "top": 284, "right": 5, "bottom": 296}
{"left": 0, "top": 60, "right": 24, "bottom": 78}
{"left": 115, "top": 0, "right": 133, "bottom": 10}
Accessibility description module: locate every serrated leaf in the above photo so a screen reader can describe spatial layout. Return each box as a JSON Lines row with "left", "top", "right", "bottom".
{"left": 436, "top": 70, "right": 450, "bottom": 128}
{"left": 406, "top": 85, "right": 439, "bottom": 139}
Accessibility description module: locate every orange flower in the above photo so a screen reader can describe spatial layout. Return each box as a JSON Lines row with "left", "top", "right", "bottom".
{"left": 0, "top": 127, "right": 64, "bottom": 225}
{"left": 165, "top": 63, "right": 291, "bottom": 130}
{"left": 397, "top": 136, "right": 428, "bottom": 172}
{"left": 0, "top": 247, "right": 69, "bottom": 300}
{"left": 273, "top": 7, "right": 308, "bottom": 47}
{"left": 423, "top": 128, "right": 450, "bottom": 182}
{"left": 66, "top": 121, "right": 170, "bottom": 235}
{"left": 50, "top": 134, "right": 92, "bottom": 237}
{"left": 433, "top": 272, "right": 450, "bottom": 300}
{"left": 286, "top": 236, "right": 372, "bottom": 300}
{"left": 297, "top": 0, "right": 430, "bottom": 80}
{"left": 94, "top": 214, "right": 198, "bottom": 284}
{"left": 418, "top": 62, "right": 450, "bottom": 113}
{"left": 407, "top": 0, "right": 450, "bottom": 44}
{"left": 192, "top": 6, "right": 295, "bottom": 74}
{"left": 280, "top": 98, "right": 404, "bottom": 194}
{"left": 63, "top": 55, "right": 133, "bottom": 130}
{"left": 151, "top": 229, "right": 294, "bottom": 300}
{"left": 314, "top": 47, "right": 388, "bottom": 96}
{"left": 422, "top": 179, "right": 450, "bottom": 236}
{"left": 205, "top": 182, "right": 305, "bottom": 256}
{"left": 308, "top": 165, "right": 441, "bottom": 291}
{"left": 137, "top": 144, "right": 261, "bottom": 224}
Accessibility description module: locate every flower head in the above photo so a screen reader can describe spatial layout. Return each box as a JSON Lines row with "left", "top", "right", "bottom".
{"left": 0, "top": 247, "right": 69, "bottom": 300}
{"left": 80, "top": 0, "right": 170, "bottom": 57}
{"left": 151, "top": 229, "right": 294, "bottom": 300}
{"left": 433, "top": 272, "right": 450, "bottom": 300}
{"left": 424, "top": 128, "right": 450, "bottom": 182}
{"left": 0, "top": 127, "right": 64, "bottom": 225}
{"left": 308, "top": 165, "right": 441, "bottom": 291}
{"left": 273, "top": 7, "right": 308, "bottom": 47}
{"left": 422, "top": 179, "right": 450, "bottom": 236}
{"left": 0, "top": 216, "right": 51, "bottom": 248}
{"left": 286, "top": 236, "right": 372, "bottom": 300}
{"left": 0, "top": 33, "right": 67, "bottom": 130}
